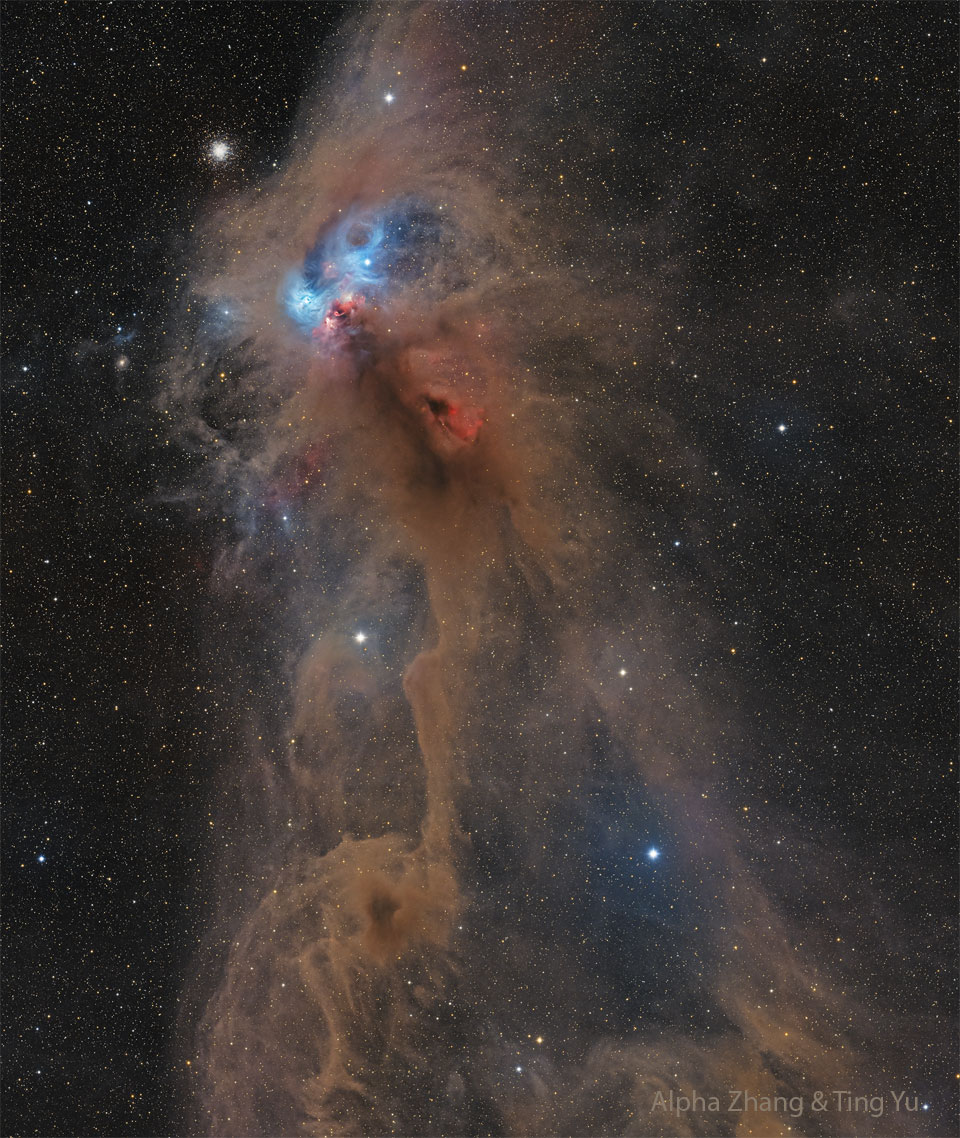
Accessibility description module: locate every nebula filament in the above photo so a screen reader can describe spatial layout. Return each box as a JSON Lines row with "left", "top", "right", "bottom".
{"left": 162, "top": 6, "right": 934, "bottom": 1136}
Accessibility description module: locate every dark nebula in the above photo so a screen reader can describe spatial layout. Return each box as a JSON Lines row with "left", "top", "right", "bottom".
{"left": 155, "top": 6, "right": 956, "bottom": 1137}
{"left": 3, "top": 3, "right": 955, "bottom": 1137}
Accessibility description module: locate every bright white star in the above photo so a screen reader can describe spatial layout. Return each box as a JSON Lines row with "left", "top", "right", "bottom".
{"left": 384, "top": 92, "right": 395, "bottom": 103}
{"left": 354, "top": 632, "right": 367, "bottom": 644}
{"left": 647, "top": 847, "right": 660, "bottom": 860}
{"left": 210, "top": 140, "right": 230, "bottom": 161}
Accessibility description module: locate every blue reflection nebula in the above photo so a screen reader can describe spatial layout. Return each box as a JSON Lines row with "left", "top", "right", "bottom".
{"left": 282, "top": 198, "right": 452, "bottom": 336}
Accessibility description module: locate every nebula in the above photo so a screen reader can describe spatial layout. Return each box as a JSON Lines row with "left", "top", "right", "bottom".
{"left": 161, "top": 5, "right": 935, "bottom": 1136}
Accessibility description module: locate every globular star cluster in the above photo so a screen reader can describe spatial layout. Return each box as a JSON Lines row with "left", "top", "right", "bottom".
{"left": 2, "top": 3, "right": 956, "bottom": 1138}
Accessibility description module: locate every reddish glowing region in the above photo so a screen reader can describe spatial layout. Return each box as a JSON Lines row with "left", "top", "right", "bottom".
{"left": 314, "top": 295, "right": 365, "bottom": 337}
{"left": 425, "top": 394, "right": 484, "bottom": 443}
{"left": 266, "top": 439, "right": 327, "bottom": 507}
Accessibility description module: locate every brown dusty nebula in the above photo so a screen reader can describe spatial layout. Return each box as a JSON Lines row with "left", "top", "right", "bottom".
{"left": 161, "top": 5, "right": 938, "bottom": 1136}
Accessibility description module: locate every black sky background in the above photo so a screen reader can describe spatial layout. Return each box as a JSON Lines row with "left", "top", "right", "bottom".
{"left": 2, "top": 3, "right": 957, "bottom": 1137}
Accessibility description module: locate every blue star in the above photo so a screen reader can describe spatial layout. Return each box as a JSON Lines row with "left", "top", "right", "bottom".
{"left": 646, "top": 847, "right": 660, "bottom": 861}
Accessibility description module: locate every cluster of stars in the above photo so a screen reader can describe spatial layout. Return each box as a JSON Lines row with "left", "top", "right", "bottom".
{"left": 3, "top": 1, "right": 953, "bottom": 1134}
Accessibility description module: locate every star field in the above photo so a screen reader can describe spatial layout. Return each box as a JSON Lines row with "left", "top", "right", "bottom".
{"left": 2, "top": 3, "right": 956, "bottom": 1137}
